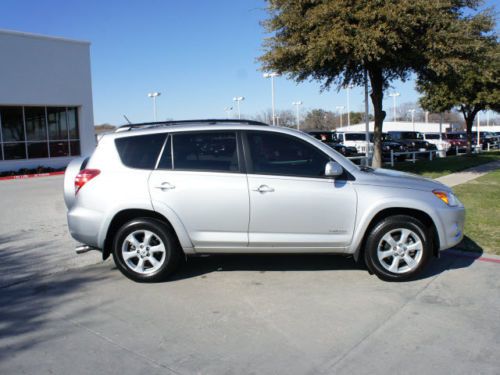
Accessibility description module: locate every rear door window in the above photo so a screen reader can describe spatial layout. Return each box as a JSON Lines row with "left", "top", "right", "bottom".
{"left": 115, "top": 134, "right": 166, "bottom": 169}
{"left": 171, "top": 131, "right": 240, "bottom": 172}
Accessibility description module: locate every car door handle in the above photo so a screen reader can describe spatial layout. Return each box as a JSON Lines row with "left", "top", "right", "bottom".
{"left": 252, "top": 185, "right": 275, "bottom": 193}
{"left": 154, "top": 182, "right": 176, "bottom": 190}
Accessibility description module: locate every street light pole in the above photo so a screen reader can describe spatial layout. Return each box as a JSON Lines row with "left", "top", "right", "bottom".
{"left": 232, "top": 96, "right": 245, "bottom": 119}
{"left": 336, "top": 106, "right": 345, "bottom": 128}
{"left": 408, "top": 109, "right": 416, "bottom": 131}
{"left": 263, "top": 72, "right": 280, "bottom": 126}
{"left": 292, "top": 101, "right": 302, "bottom": 130}
{"left": 346, "top": 84, "right": 353, "bottom": 127}
{"left": 388, "top": 92, "right": 400, "bottom": 122}
{"left": 147, "top": 92, "right": 161, "bottom": 121}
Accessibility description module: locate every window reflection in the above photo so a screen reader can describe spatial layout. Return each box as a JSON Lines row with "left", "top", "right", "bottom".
{"left": 47, "top": 107, "right": 68, "bottom": 140}
{"left": 25, "top": 107, "right": 48, "bottom": 141}
{"left": 1, "top": 107, "right": 24, "bottom": 142}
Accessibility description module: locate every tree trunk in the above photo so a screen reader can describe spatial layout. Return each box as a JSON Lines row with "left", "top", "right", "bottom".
{"left": 465, "top": 116, "right": 474, "bottom": 155}
{"left": 368, "top": 67, "right": 386, "bottom": 168}
{"left": 461, "top": 106, "right": 479, "bottom": 155}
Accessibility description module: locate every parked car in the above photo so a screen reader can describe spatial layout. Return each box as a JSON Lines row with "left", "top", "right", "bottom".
{"left": 444, "top": 132, "right": 468, "bottom": 154}
{"left": 422, "top": 133, "right": 451, "bottom": 154}
{"left": 377, "top": 133, "right": 408, "bottom": 161}
{"left": 474, "top": 131, "right": 499, "bottom": 150}
{"left": 335, "top": 132, "right": 373, "bottom": 155}
{"left": 387, "top": 131, "right": 436, "bottom": 157}
{"left": 306, "top": 130, "right": 358, "bottom": 156}
{"left": 65, "top": 119, "right": 465, "bottom": 282}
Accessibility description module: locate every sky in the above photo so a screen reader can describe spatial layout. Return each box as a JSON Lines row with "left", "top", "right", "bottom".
{"left": 1, "top": 0, "right": 498, "bottom": 125}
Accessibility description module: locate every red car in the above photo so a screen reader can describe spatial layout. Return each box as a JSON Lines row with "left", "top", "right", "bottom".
{"left": 444, "top": 132, "right": 467, "bottom": 154}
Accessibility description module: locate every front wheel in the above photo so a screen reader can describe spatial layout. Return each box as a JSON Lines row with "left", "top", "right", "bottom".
{"left": 364, "top": 215, "right": 431, "bottom": 281}
{"left": 112, "top": 218, "right": 181, "bottom": 282}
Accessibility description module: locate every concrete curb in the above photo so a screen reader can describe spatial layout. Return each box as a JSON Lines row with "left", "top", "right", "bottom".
{"left": 0, "top": 171, "right": 64, "bottom": 181}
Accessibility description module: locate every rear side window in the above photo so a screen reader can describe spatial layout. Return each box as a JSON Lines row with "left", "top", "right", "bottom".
{"left": 115, "top": 134, "right": 166, "bottom": 169}
{"left": 246, "top": 131, "right": 330, "bottom": 178}
{"left": 171, "top": 132, "right": 239, "bottom": 172}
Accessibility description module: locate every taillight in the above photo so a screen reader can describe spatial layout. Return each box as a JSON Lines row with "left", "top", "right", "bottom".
{"left": 75, "top": 169, "right": 100, "bottom": 194}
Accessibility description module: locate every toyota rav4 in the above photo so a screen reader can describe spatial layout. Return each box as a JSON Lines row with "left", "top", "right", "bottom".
{"left": 64, "top": 119, "right": 465, "bottom": 282}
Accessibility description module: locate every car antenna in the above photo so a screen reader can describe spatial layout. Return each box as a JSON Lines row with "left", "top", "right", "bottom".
{"left": 123, "top": 115, "right": 132, "bottom": 124}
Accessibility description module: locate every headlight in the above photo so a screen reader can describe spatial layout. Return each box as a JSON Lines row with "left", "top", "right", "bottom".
{"left": 384, "top": 145, "right": 390, "bottom": 151}
{"left": 433, "top": 190, "right": 460, "bottom": 207}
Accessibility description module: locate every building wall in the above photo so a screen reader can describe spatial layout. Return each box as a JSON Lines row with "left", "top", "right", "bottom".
{"left": 336, "top": 121, "right": 454, "bottom": 133}
{"left": 0, "top": 30, "right": 95, "bottom": 172}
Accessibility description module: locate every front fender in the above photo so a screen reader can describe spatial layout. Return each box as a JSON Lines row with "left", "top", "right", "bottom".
{"left": 348, "top": 192, "right": 445, "bottom": 258}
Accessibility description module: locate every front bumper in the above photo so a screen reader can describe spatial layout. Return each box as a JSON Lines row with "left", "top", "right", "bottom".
{"left": 435, "top": 205, "right": 465, "bottom": 250}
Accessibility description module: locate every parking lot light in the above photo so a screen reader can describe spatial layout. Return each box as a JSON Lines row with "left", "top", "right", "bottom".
{"left": 263, "top": 72, "right": 280, "bottom": 125}
{"left": 336, "top": 105, "right": 345, "bottom": 128}
{"left": 389, "top": 92, "right": 400, "bottom": 121}
{"left": 147, "top": 92, "right": 161, "bottom": 121}
{"left": 233, "top": 96, "right": 245, "bottom": 119}
{"left": 292, "top": 101, "right": 303, "bottom": 130}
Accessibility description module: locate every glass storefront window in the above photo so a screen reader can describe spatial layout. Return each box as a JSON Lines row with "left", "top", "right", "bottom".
{"left": 1, "top": 107, "right": 25, "bottom": 142}
{"left": 28, "top": 142, "right": 49, "bottom": 159}
{"left": 49, "top": 141, "right": 69, "bottom": 157}
{"left": 0, "top": 105, "right": 81, "bottom": 161}
{"left": 47, "top": 107, "right": 68, "bottom": 140}
{"left": 25, "top": 107, "right": 48, "bottom": 141}
{"left": 68, "top": 108, "right": 79, "bottom": 139}
{"left": 3, "top": 143, "right": 26, "bottom": 160}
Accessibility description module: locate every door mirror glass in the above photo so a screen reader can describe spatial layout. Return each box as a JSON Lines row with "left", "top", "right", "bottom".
{"left": 325, "top": 161, "right": 343, "bottom": 178}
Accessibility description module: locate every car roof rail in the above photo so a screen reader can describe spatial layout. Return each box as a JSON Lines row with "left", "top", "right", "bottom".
{"left": 115, "top": 119, "right": 269, "bottom": 132}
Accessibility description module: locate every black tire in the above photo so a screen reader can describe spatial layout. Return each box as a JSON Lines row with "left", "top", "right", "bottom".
{"left": 364, "top": 215, "right": 431, "bottom": 281}
{"left": 112, "top": 218, "right": 181, "bottom": 282}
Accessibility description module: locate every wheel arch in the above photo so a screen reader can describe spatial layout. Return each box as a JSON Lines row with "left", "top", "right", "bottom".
{"left": 353, "top": 207, "right": 440, "bottom": 262}
{"left": 102, "top": 208, "right": 193, "bottom": 260}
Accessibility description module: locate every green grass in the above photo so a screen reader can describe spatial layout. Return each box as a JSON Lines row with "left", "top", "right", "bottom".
{"left": 391, "top": 151, "right": 500, "bottom": 178}
{"left": 453, "top": 169, "right": 500, "bottom": 255}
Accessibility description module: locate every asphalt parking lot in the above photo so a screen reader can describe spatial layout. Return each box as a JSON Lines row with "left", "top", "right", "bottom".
{"left": 1, "top": 176, "right": 500, "bottom": 374}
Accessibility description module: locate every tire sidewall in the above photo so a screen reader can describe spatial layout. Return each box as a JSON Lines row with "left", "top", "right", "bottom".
{"left": 365, "top": 216, "right": 431, "bottom": 281}
{"left": 112, "top": 219, "right": 176, "bottom": 282}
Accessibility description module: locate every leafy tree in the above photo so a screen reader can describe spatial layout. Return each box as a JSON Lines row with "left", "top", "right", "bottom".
{"left": 259, "top": 0, "right": 486, "bottom": 167}
{"left": 302, "top": 109, "right": 337, "bottom": 130}
{"left": 418, "top": 13, "right": 499, "bottom": 153}
{"left": 253, "top": 109, "right": 297, "bottom": 127}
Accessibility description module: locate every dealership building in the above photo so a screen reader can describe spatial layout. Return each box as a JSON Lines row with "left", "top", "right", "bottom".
{"left": 0, "top": 29, "right": 95, "bottom": 172}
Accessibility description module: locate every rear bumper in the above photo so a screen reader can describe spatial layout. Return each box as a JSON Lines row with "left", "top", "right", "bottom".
{"left": 67, "top": 206, "right": 103, "bottom": 249}
{"left": 435, "top": 206, "right": 465, "bottom": 250}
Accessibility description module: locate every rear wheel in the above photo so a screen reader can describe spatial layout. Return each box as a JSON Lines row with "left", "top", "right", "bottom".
{"left": 112, "top": 218, "right": 181, "bottom": 282}
{"left": 364, "top": 215, "right": 431, "bottom": 281}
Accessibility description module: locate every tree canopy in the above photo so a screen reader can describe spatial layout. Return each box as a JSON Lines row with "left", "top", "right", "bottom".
{"left": 260, "top": 0, "right": 492, "bottom": 166}
{"left": 418, "top": 9, "right": 499, "bottom": 153}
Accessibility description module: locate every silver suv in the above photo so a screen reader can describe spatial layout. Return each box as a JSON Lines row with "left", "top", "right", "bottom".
{"left": 64, "top": 120, "right": 465, "bottom": 282}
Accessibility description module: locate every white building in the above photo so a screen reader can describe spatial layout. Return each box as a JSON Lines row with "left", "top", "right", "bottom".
{"left": 336, "top": 121, "right": 455, "bottom": 133}
{"left": 0, "top": 29, "right": 95, "bottom": 172}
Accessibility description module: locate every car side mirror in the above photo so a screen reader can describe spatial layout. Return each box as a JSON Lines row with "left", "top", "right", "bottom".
{"left": 325, "top": 161, "right": 343, "bottom": 178}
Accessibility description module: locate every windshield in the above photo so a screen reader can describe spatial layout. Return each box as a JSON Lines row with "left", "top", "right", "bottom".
{"left": 400, "top": 132, "right": 423, "bottom": 140}
{"left": 425, "top": 133, "right": 440, "bottom": 140}
{"left": 446, "top": 133, "right": 466, "bottom": 140}
{"left": 345, "top": 133, "right": 368, "bottom": 141}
